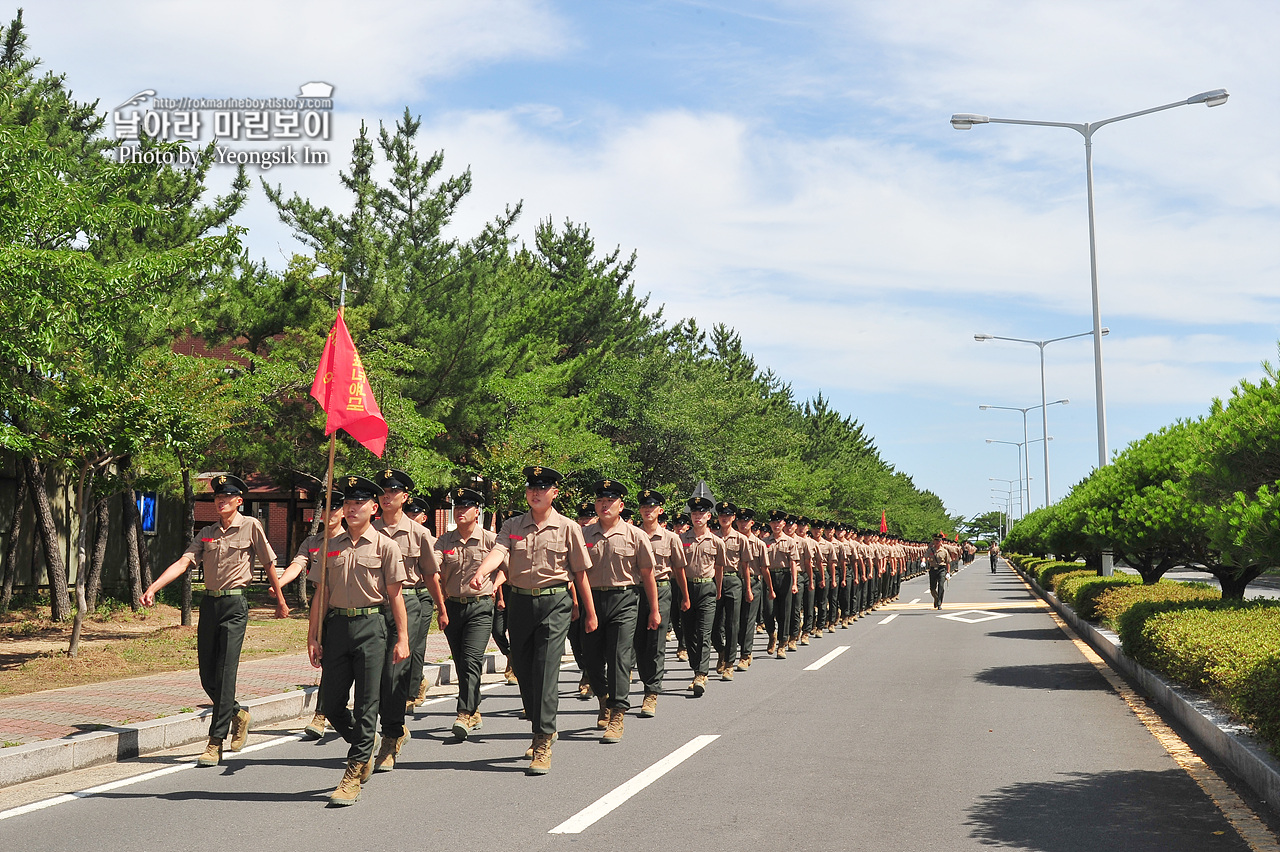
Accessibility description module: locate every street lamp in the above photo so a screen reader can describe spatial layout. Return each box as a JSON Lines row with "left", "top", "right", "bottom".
{"left": 976, "top": 330, "right": 1106, "bottom": 504}
{"left": 980, "top": 399, "right": 1068, "bottom": 512}
{"left": 954, "top": 89, "right": 1228, "bottom": 469}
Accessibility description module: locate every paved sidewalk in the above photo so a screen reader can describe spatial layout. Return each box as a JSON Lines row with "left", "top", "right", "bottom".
{"left": 0, "top": 629, "right": 491, "bottom": 746}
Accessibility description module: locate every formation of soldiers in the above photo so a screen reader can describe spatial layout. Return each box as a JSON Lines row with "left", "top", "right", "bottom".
{"left": 148, "top": 466, "right": 967, "bottom": 807}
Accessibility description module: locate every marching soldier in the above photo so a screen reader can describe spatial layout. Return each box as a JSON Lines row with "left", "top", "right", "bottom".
{"left": 582, "top": 479, "right": 660, "bottom": 742}
{"left": 572, "top": 500, "right": 597, "bottom": 699}
{"left": 734, "top": 508, "right": 768, "bottom": 669}
{"left": 635, "top": 489, "right": 688, "bottom": 717}
{"left": 307, "top": 475, "right": 410, "bottom": 806}
{"left": 679, "top": 496, "right": 725, "bottom": 696}
{"left": 142, "top": 474, "right": 286, "bottom": 767}
{"left": 276, "top": 485, "right": 346, "bottom": 740}
{"left": 371, "top": 469, "right": 442, "bottom": 772}
{"left": 435, "top": 486, "right": 497, "bottom": 739}
{"left": 712, "top": 501, "right": 748, "bottom": 680}
{"left": 469, "top": 466, "right": 597, "bottom": 775}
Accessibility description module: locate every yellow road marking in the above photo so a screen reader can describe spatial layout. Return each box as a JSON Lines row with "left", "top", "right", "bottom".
{"left": 1012, "top": 572, "right": 1280, "bottom": 850}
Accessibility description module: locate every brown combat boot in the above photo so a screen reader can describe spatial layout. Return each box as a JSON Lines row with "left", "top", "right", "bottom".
{"left": 776, "top": 646, "right": 787, "bottom": 660}
{"left": 525, "top": 731, "right": 558, "bottom": 757}
{"left": 578, "top": 674, "right": 593, "bottom": 700}
{"left": 799, "top": 632, "right": 810, "bottom": 646}
{"left": 197, "top": 737, "right": 223, "bottom": 767}
{"left": 787, "top": 639, "right": 798, "bottom": 652}
{"left": 329, "top": 759, "right": 363, "bottom": 806}
{"left": 736, "top": 657, "right": 750, "bottom": 671}
{"left": 470, "top": 711, "right": 483, "bottom": 732}
{"left": 721, "top": 665, "right": 734, "bottom": 682}
{"left": 527, "top": 734, "right": 553, "bottom": 775}
{"left": 451, "top": 711, "right": 474, "bottom": 740}
{"left": 504, "top": 662, "right": 518, "bottom": 686}
{"left": 302, "top": 713, "right": 327, "bottom": 740}
{"left": 228, "top": 708, "right": 251, "bottom": 752}
{"left": 373, "top": 732, "right": 407, "bottom": 772}
{"left": 676, "top": 649, "right": 688, "bottom": 662}
{"left": 597, "top": 696, "right": 609, "bottom": 729}
{"left": 416, "top": 678, "right": 429, "bottom": 704}
{"left": 692, "top": 673, "right": 707, "bottom": 697}
{"left": 765, "top": 632, "right": 777, "bottom": 655}
{"left": 639, "top": 693, "right": 657, "bottom": 718}
{"left": 601, "top": 708, "right": 624, "bottom": 743}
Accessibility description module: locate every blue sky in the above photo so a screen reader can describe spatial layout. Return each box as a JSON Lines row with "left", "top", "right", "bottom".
{"left": 23, "top": 0, "right": 1280, "bottom": 522}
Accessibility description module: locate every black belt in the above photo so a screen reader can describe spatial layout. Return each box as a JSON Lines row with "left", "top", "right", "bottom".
{"left": 593, "top": 585, "right": 637, "bottom": 593}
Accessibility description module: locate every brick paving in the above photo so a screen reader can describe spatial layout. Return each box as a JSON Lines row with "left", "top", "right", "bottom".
{"left": 0, "top": 630, "right": 491, "bottom": 746}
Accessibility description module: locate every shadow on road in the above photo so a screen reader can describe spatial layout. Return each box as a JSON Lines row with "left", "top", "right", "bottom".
{"left": 965, "top": 769, "right": 1242, "bottom": 851}
{"left": 973, "top": 662, "right": 1108, "bottom": 691}
{"left": 986, "top": 628, "right": 1067, "bottom": 642}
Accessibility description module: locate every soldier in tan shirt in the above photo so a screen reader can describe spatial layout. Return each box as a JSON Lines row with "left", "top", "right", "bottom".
{"left": 435, "top": 486, "right": 497, "bottom": 740}
{"left": 712, "top": 501, "right": 749, "bottom": 680}
{"left": 734, "top": 508, "right": 768, "bottom": 669}
{"left": 679, "top": 496, "right": 726, "bottom": 696}
{"left": 306, "top": 475, "right": 409, "bottom": 806}
{"left": 371, "top": 468, "right": 442, "bottom": 772}
{"left": 582, "top": 479, "right": 659, "bottom": 743}
{"left": 470, "top": 466, "right": 597, "bottom": 775}
{"left": 761, "top": 510, "right": 799, "bottom": 658}
{"left": 634, "top": 489, "right": 688, "bottom": 718}
{"left": 142, "top": 474, "right": 284, "bottom": 768}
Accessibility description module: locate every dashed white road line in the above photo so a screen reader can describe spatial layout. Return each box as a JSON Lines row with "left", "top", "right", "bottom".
{"left": 804, "top": 646, "right": 850, "bottom": 671}
{"left": 878, "top": 613, "right": 898, "bottom": 625}
{"left": 548, "top": 735, "right": 720, "bottom": 834}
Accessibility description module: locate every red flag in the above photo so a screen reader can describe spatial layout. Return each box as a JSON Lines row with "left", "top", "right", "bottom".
{"left": 310, "top": 310, "right": 388, "bottom": 457}
{"left": 879, "top": 509, "right": 888, "bottom": 534}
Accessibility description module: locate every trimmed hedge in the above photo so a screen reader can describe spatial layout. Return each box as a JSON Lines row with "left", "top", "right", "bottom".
{"left": 1094, "top": 581, "right": 1220, "bottom": 628}
{"left": 1056, "top": 573, "right": 1142, "bottom": 619}
{"left": 1035, "top": 560, "right": 1090, "bottom": 591}
{"left": 1118, "top": 599, "right": 1280, "bottom": 757}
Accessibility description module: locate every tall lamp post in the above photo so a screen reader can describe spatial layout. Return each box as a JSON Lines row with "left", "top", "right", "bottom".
{"left": 981, "top": 399, "right": 1068, "bottom": 512}
{"left": 976, "top": 330, "right": 1104, "bottom": 504}
{"left": 953, "top": 89, "right": 1228, "bottom": 469}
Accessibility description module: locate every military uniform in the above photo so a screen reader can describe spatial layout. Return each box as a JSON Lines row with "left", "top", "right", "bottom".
{"left": 634, "top": 490, "right": 687, "bottom": 717}
{"left": 735, "top": 510, "right": 767, "bottom": 668}
{"left": 679, "top": 499, "right": 726, "bottom": 696}
{"left": 711, "top": 502, "right": 747, "bottom": 679}
{"left": 177, "top": 476, "right": 276, "bottom": 758}
{"left": 435, "top": 487, "right": 497, "bottom": 739}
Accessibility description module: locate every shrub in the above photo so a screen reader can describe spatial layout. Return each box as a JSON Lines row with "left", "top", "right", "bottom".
{"left": 1118, "top": 599, "right": 1280, "bottom": 757}
{"left": 1095, "top": 582, "right": 1220, "bottom": 628}
{"left": 1035, "top": 560, "right": 1089, "bottom": 591}
{"left": 1057, "top": 573, "right": 1142, "bottom": 618}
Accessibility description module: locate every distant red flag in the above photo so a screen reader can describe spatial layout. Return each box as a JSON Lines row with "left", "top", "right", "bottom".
{"left": 879, "top": 509, "right": 888, "bottom": 534}
{"left": 310, "top": 310, "right": 388, "bottom": 457}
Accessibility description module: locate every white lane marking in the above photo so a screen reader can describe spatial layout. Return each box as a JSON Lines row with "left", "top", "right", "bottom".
{"left": 548, "top": 735, "right": 720, "bottom": 834}
{"left": 804, "top": 646, "right": 850, "bottom": 671}
{"left": 909, "top": 598, "right": 921, "bottom": 605}
{"left": 878, "top": 614, "right": 898, "bottom": 625}
{"left": 0, "top": 681, "right": 509, "bottom": 822}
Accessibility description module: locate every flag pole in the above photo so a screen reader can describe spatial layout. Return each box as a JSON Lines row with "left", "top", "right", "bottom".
{"left": 314, "top": 276, "right": 346, "bottom": 648}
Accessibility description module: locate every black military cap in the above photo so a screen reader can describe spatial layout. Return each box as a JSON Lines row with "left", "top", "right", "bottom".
{"left": 405, "top": 494, "right": 430, "bottom": 515}
{"left": 675, "top": 513, "right": 692, "bottom": 526}
{"left": 786, "top": 514, "right": 799, "bottom": 524}
{"left": 637, "top": 488, "right": 664, "bottom": 506}
{"left": 709, "top": 519, "right": 720, "bottom": 530}
{"left": 210, "top": 473, "right": 247, "bottom": 496}
{"left": 451, "top": 487, "right": 485, "bottom": 507}
{"left": 374, "top": 468, "right": 415, "bottom": 492}
{"left": 593, "top": 478, "right": 628, "bottom": 499}
{"left": 737, "top": 507, "right": 755, "bottom": 520}
{"left": 657, "top": 510, "right": 669, "bottom": 523}
{"left": 576, "top": 500, "right": 597, "bottom": 519}
{"left": 523, "top": 466, "right": 562, "bottom": 488}
{"left": 341, "top": 475, "right": 382, "bottom": 501}
{"left": 620, "top": 508, "right": 634, "bottom": 522}
{"left": 316, "top": 488, "right": 346, "bottom": 508}
{"left": 768, "top": 509, "right": 788, "bottom": 522}
{"left": 798, "top": 516, "right": 812, "bottom": 526}
{"left": 715, "top": 500, "right": 737, "bottom": 517}
{"left": 687, "top": 496, "right": 714, "bottom": 512}
{"left": 500, "top": 509, "right": 520, "bottom": 523}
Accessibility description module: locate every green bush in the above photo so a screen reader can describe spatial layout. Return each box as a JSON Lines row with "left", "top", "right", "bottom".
{"left": 1118, "top": 599, "right": 1280, "bottom": 757}
{"left": 1036, "top": 560, "right": 1089, "bottom": 591}
{"left": 1095, "top": 582, "right": 1220, "bottom": 627}
{"left": 1057, "top": 573, "right": 1142, "bottom": 616}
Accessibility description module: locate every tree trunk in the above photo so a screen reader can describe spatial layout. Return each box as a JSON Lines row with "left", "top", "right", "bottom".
{"left": 86, "top": 494, "right": 110, "bottom": 612}
{"left": 25, "top": 457, "right": 70, "bottom": 621}
{"left": 69, "top": 462, "right": 95, "bottom": 658}
{"left": 181, "top": 468, "right": 194, "bottom": 627}
{"left": 122, "top": 490, "right": 145, "bottom": 610}
{"left": 1, "top": 464, "right": 28, "bottom": 612}
{"left": 133, "top": 503, "right": 154, "bottom": 589}
{"left": 1217, "top": 567, "right": 1262, "bottom": 601}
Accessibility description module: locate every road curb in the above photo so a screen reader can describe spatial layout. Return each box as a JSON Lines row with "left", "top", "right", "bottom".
{"left": 0, "top": 651, "right": 507, "bottom": 790}
{"left": 1017, "top": 566, "right": 1280, "bottom": 818}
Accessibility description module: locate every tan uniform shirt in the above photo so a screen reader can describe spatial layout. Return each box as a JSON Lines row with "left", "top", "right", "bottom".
{"left": 744, "top": 534, "right": 767, "bottom": 578}
{"left": 762, "top": 533, "right": 798, "bottom": 574}
{"left": 816, "top": 538, "right": 835, "bottom": 584}
{"left": 435, "top": 526, "right": 498, "bottom": 597}
{"left": 584, "top": 521, "right": 656, "bottom": 588}
{"left": 798, "top": 536, "right": 820, "bottom": 579}
{"left": 715, "top": 526, "right": 749, "bottom": 580}
{"left": 374, "top": 515, "right": 439, "bottom": 588}
{"left": 679, "top": 529, "right": 726, "bottom": 581}
{"left": 494, "top": 509, "right": 592, "bottom": 589}
{"left": 182, "top": 514, "right": 276, "bottom": 591}
{"left": 287, "top": 532, "right": 328, "bottom": 581}
{"left": 317, "top": 527, "right": 406, "bottom": 609}
{"left": 647, "top": 526, "right": 687, "bottom": 582}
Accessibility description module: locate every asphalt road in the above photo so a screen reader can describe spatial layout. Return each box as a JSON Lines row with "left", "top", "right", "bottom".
{"left": 3, "top": 562, "right": 1278, "bottom": 851}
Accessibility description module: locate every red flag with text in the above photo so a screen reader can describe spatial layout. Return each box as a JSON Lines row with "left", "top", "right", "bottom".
{"left": 879, "top": 509, "right": 888, "bottom": 534}
{"left": 309, "top": 310, "right": 388, "bottom": 457}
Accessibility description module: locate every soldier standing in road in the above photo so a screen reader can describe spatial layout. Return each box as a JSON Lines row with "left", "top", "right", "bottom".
{"left": 371, "top": 469, "right": 442, "bottom": 773}
{"left": 761, "top": 510, "right": 798, "bottom": 658}
{"left": 712, "top": 501, "right": 748, "bottom": 680}
{"left": 927, "top": 534, "right": 950, "bottom": 609}
{"left": 735, "top": 508, "right": 768, "bottom": 670}
{"left": 572, "top": 500, "right": 597, "bottom": 700}
{"left": 680, "top": 496, "right": 725, "bottom": 696}
{"left": 306, "top": 475, "right": 409, "bottom": 806}
{"left": 671, "top": 512, "right": 692, "bottom": 662}
{"left": 469, "top": 466, "right": 597, "bottom": 775}
{"left": 582, "top": 479, "right": 660, "bottom": 743}
{"left": 635, "top": 489, "right": 688, "bottom": 718}
{"left": 435, "top": 486, "right": 497, "bottom": 740}
{"left": 142, "top": 474, "right": 286, "bottom": 768}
